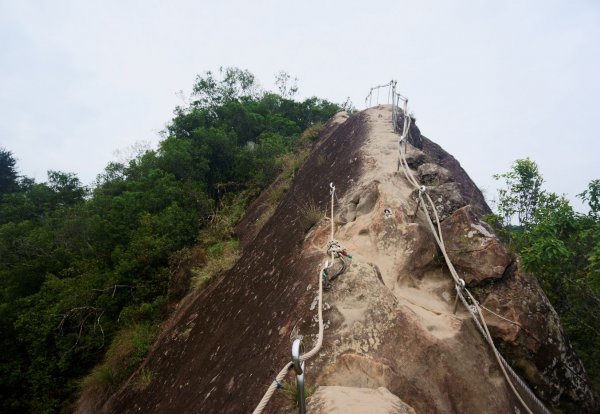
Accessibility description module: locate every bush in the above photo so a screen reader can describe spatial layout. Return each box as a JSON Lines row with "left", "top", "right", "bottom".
{"left": 300, "top": 122, "right": 324, "bottom": 143}
{"left": 80, "top": 322, "right": 158, "bottom": 394}
{"left": 191, "top": 240, "right": 240, "bottom": 290}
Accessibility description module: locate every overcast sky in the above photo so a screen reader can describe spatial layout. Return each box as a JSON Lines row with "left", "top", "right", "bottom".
{"left": 1, "top": 0, "right": 599, "bottom": 211}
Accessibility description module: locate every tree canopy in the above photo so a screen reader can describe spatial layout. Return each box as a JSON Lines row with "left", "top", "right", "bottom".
{"left": 0, "top": 68, "right": 343, "bottom": 412}
{"left": 492, "top": 159, "right": 600, "bottom": 392}
{"left": 0, "top": 147, "right": 19, "bottom": 194}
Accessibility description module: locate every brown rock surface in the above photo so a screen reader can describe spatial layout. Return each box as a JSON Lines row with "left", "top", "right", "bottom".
{"left": 87, "top": 105, "right": 597, "bottom": 414}
{"left": 417, "top": 162, "right": 452, "bottom": 185}
{"left": 403, "top": 145, "right": 425, "bottom": 169}
{"left": 440, "top": 205, "right": 513, "bottom": 285}
{"left": 425, "top": 182, "right": 466, "bottom": 222}
{"left": 478, "top": 262, "right": 596, "bottom": 412}
{"left": 308, "top": 386, "right": 416, "bottom": 414}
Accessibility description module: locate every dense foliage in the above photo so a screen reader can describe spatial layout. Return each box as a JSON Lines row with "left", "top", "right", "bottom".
{"left": 0, "top": 68, "right": 344, "bottom": 413}
{"left": 492, "top": 160, "right": 600, "bottom": 391}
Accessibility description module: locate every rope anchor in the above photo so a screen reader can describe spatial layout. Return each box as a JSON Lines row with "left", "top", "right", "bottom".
{"left": 453, "top": 278, "right": 466, "bottom": 314}
{"left": 291, "top": 338, "right": 307, "bottom": 414}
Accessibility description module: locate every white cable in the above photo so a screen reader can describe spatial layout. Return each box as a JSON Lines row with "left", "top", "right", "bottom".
{"left": 394, "top": 93, "right": 547, "bottom": 414}
{"left": 253, "top": 183, "right": 338, "bottom": 413}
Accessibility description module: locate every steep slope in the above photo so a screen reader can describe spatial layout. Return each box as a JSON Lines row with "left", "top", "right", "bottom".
{"left": 94, "top": 106, "right": 596, "bottom": 413}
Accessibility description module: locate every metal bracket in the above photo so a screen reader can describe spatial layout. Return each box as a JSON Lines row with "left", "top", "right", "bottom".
{"left": 453, "top": 278, "right": 466, "bottom": 314}
{"left": 291, "top": 338, "right": 306, "bottom": 414}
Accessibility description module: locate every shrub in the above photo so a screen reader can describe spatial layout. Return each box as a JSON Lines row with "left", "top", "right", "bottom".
{"left": 191, "top": 240, "right": 240, "bottom": 290}
{"left": 80, "top": 322, "right": 158, "bottom": 394}
{"left": 300, "top": 122, "right": 324, "bottom": 143}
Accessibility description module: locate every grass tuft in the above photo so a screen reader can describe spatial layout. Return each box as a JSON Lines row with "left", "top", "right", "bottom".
{"left": 134, "top": 368, "right": 153, "bottom": 390}
{"left": 191, "top": 240, "right": 240, "bottom": 290}
{"left": 300, "top": 201, "right": 324, "bottom": 232}
{"left": 82, "top": 365, "right": 117, "bottom": 391}
{"left": 280, "top": 380, "right": 317, "bottom": 408}
{"left": 300, "top": 122, "right": 324, "bottom": 144}
{"left": 80, "top": 322, "right": 158, "bottom": 394}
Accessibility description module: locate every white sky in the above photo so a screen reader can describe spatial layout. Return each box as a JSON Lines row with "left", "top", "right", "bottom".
{"left": 1, "top": 0, "right": 599, "bottom": 211}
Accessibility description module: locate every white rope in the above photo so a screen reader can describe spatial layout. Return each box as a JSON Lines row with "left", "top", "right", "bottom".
{"left": 365, "top": 80, "right": 395, "bottom": 108}
{"left": 330, "top": 184, "right": 335, "bottom": 253}
{"left": 392, "top": 93, "right": 549, "bottom": 414}
{"left": 456, "top": 287, "right": 551, "bottom": 414}
{"left": 253, "top": 183, "right": 339, "bottom": 414}
{"left": 252, "top": 260, "right": 327, "bottom": 414}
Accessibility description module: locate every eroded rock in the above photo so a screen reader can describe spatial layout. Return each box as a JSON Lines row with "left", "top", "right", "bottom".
{"left": 403, "top": 145, "right": 425, "bottom": 169}
{"left": 101, "top": 105, "right": 598, "bottom": 414}
{"left": 400, "top": 223, "right": 438, "bottom": 277}
{"left": 478, "top": 262, "right": 598, "bottom": 412}
{"left": 440, "top": 205, "right": 512, "bottom": 285}
{"left": 425, "top": 182, "right": 466, "bottom": 221}
{"left": 417, "top": 163, "right": 451, "bottom": 185}
{"left": 337, "top": 182, "right": 380, "bottom": 223}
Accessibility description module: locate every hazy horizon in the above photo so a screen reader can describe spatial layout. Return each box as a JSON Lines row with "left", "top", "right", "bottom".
{"left": 1, "top": 0, "right": 599, "bottom": 211}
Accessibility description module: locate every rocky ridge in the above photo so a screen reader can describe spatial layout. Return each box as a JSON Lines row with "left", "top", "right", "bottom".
{"left": 93, "top": 106, "right": 597, "bottom": 413}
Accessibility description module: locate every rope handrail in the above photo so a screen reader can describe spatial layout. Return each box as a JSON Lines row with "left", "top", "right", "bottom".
{"left": 391, "top": 86, "right": 551, "bottom": 414}
{"left": 251, "top": 260, "right": 327, "bottom": 414}
{"left": 252, "top": 86, "right": 551, "bottom": 414}
{"left": 365, "top": 80, "right": 396, "bottom": 108}
{"left": 252, "top": 184, "right": 339, "bottom": 414}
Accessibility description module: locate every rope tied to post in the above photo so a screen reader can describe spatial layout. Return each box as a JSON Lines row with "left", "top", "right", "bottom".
{"left": 365, "top": 80, "right": 396, "bottom": 108}
{"left": 324, "top": 239, "right": 352, "bottom": 289}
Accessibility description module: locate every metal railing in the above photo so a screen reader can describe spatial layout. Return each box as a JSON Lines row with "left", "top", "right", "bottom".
{"left": 365, "top": 80, "right": 396, "bottom": 107}
{"left": 292, "top": 338, "right": 306, "bottom": 414}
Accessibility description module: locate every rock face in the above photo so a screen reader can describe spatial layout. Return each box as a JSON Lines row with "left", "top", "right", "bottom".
{"left": 417, "top": 163, "right": 451, "bottom": 185}
{"left": 93, "top": 105, "right": 597, "bottom": 414}
{"left": 308, "top": 386, "right": 416, "bottom": 414}
{"left": 479, "top": 262, "right": 595, "bottom": 412}
{"left": 441, "top": 206, "right": 512, "bottom": 285}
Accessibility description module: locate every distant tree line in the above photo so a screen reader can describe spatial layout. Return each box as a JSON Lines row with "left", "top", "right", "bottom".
{"left": 0, "top": 67, "right": 347, "bottom": 412}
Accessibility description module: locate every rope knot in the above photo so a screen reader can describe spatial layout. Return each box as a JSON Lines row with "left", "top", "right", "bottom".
{"left": 327, "top": 239, "right": 343, "bottom": 255}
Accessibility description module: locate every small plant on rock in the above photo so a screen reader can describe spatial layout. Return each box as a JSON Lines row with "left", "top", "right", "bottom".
{"left": 134, "top": 368, "right": 153, "bottom": 390}
{"left": 300, "top": 201, "right": 324, "bottom": 232}
{"left": 280, "top": 380, "right": 316, "bottom": 408}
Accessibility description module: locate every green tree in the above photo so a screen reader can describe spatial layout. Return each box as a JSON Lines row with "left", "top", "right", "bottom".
{"left": 192, "top": 67, "right": 260, "bottom": 111}
{"left": 493, "top": 158, "right": 544, "bottom": 227}
{"left": 0, "top": 67, "right": 345, "bottom": 412}
{"left": 0, "top": 147, "right": 19, "bottom": 194}
{"left": 494, "top": 161, "right": 600, "bottom": 392}
{"left": 579, "top": 179, "right": 600, "bottom": 218}
{"left": 275, "top": 70, "right": 299, "bottom": 99}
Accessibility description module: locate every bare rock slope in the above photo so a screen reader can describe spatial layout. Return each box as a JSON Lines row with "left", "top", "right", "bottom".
{"left": 98, "top": 106, "right": 597, "bottom": 413}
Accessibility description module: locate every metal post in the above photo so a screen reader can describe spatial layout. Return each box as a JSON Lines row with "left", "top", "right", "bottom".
{"left": 292, "top": 338, "right": 306, "bottom": 414}
{"left": 391, "top": 81, "right": 397, "bottom": 131}
{"left": 453, "top": 292, "right": 460, "bottom": 314}
{"left": 453, "top": 279, "right": 466, "bottom": 314}
{"left": 411, "top": 196, "right": 422, "bottom": 220}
